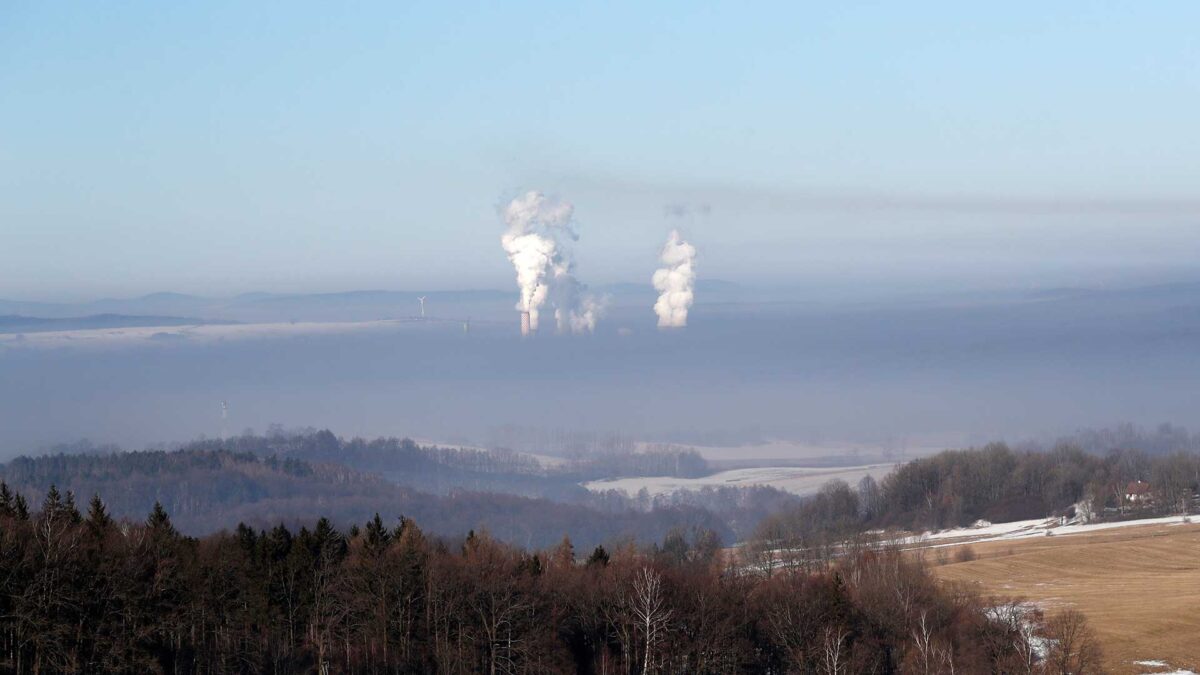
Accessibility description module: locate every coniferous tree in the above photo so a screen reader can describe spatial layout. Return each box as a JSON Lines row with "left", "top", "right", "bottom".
{"left": 586, "top": 545, "right": 610, "bottom": 567}
{"left": 0, "top": 482, "right": 14, "bottom": 518}
{"left": 41, "top": 484, "right": 63, "bottom": 520}
{"left": 0, "top": 489, "right": 1083, "bottom": 673}
{"left": 364, "top": 512, "right": 390, "bottom": 555}
{"left": 63, "top": 490, "right": 82, "bottom": 525}
{"left": 147, "top": 501, "right": 176, "bottom": 535}
{"left": 85, "top": 494, "right": 112, "bottom": 537}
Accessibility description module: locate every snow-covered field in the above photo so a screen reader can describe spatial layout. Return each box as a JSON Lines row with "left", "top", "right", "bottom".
{"left": 904, "top": 513, "right": 1195, "bottom": 548}
{"left": 0, "top": 319, "right": 417, "bottom": 350}
{"left": 640, "top": 438, "right": 953, "bottom": 465}
{"left": 583, "top": 463, "right": 895, "bottom": 497}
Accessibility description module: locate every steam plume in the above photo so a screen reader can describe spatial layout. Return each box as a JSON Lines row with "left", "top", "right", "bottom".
{"left": 652, "top": 229, "right": 696, "bottom": 328}
{"left": 500, "top": 191, "right": 602, "bottom": 334}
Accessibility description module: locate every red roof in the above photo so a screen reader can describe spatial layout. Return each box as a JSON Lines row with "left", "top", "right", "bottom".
{"left": 1126, "top": 480, "right": 1151, "bottom": 495}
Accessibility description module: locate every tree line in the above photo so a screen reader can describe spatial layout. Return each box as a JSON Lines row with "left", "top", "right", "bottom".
{"left": 181, "top": 430, "right": 711, "bottom": 500}
{"left": 754, "top": 442, "right": 1200, "bottom": 555}
{"left": 0, "top": 483, "right": 1100, "bottom": 674}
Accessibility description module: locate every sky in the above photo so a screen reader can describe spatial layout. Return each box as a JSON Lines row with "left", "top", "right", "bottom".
{"left": 1, "top": 2, "right": 1198, "bottom": 301}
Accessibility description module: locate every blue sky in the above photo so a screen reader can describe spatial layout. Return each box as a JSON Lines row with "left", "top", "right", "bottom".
{"left": 1, "top": 2, "right": 1198, "bottom": 300}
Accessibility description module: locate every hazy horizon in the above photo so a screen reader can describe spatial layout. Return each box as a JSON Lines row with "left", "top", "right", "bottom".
{"left": 4, "top": 3, "right": 1199, "bottom": 301}
{"left": 4, "top": 277, "right": 1200, "bottom": 457}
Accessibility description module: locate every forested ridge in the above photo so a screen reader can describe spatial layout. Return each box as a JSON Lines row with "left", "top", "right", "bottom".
{"left": 0, "top": 448, "right": 732, "bottom": 550}
{"left": 182, "top": 430, "right": 711, "bottom": 499}
{"left": 0, "top": 484, "right": 1101, "bottom": 674}
{"left": 7, "top": 428, "right": 1200, "bottom": 554}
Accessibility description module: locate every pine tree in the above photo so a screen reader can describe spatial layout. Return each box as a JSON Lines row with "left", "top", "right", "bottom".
{"left": 86, "top": 494, "right": 112, "bottom": 536}
{"left": 312, "top": 517, "right": 346, "bottom": 562}
{"left": 586, "top": 545, "right": 610, "bottom": 567}
{"left": 364, "top": 513, "right": 390, "bottom": 555}
{"left": 236, "top": 522, "right": 258, "bottom": 553}
{"left": 42, "top": 483, "right": 64, "bottom": 519}
{"left": 147, "top": 501, "right": 176, "bottom": 535}
{"left": 64, "top": 490, "right": 83, "bottom": 524}
{"left": 0, "top": 481, "right": 14, "bottom": 518}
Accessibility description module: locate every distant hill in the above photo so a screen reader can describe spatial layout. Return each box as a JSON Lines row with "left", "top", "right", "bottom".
{"left": 0, "top": 283, "right": 755, "bottom": 320}
{"left": 189, "top": 430, "right": 592, "bottom": 502}
{"left": 231, "top": 289, "right": 509, "bottom": 311}
{"left": 0, "top": 313, "right": 230, "bottom": 334}
{"left": 0, "top": 444, "right": 731, "bottom": 549}
{"left": 0, "top": 294, "right": 215, "bottom": 319}
{"left": 0, "top": 290, "right": 515, "bottom": 323}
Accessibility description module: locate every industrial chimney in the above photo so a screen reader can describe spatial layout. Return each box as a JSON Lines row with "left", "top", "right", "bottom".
{"left": 520, "top": 311, "right": 532, "bottom": 337}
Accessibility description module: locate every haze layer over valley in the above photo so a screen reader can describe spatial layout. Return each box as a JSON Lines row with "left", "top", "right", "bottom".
{"left": 3, "top": 278, "right": 1200, "bottom": 457}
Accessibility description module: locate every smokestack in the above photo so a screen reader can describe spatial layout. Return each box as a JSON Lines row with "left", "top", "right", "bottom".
{"left": 520, "top": 311, "right": 532, "bottom": 337}
{"left": 500, "top": 190, "right": 603, "bottom": 335}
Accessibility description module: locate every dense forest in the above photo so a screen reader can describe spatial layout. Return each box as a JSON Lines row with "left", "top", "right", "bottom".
{"left": 0, "top": 486, "right": 1102, "bottom": 674}
{"left": 877, "top": 442, "right": 1200, "bottom": 529}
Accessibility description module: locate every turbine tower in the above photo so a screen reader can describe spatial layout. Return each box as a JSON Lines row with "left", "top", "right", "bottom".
{"left": 418, "top": 296, "right": 427, "bottom": 319}
{"left": 220, "top": 400, "right": 228, "bottom": 441}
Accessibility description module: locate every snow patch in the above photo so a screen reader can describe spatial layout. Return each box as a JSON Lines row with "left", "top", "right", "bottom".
{"left": 1132, "top": 663, "right": 1198, "bottom": 675}
{"left": 898, "top": 513, "right": 1197, "bottom": 549}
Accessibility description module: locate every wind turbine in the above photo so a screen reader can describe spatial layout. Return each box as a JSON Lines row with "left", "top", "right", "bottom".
{"left": 220, "top": 401, "right": 228, "bottom": 441}
{"left": 417, "top": 296, "right": 427, "bottom": 319}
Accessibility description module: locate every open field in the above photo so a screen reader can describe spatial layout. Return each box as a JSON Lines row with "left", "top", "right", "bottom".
{"left": 930, "top": 520, "right": 1200, "bottom": 674}
{"left": 583, "top": 463, "right": 895, "bottom": 497}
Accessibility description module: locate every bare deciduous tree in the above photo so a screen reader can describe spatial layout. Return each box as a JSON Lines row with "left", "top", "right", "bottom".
{"left": 1044, "top": 609, "right": 1103, "bottom": 675}
{"left": 821, "top": 626, "right": 848, "bottom": 675}
{"left": 631, "top": 567, "right": 672, "bottom": 675}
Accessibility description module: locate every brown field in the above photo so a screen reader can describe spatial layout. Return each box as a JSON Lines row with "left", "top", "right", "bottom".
{"left": 930, "top": 521, "right": 1200, "bottom": 674}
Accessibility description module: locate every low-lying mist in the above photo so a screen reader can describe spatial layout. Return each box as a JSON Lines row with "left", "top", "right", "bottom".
{"left": 2, "top": 281, "right": 1200, "bottom": 458}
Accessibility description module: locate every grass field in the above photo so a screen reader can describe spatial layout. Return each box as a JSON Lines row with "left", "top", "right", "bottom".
{"left": 930, "top": 521, "right": 1200, "bottom": 674}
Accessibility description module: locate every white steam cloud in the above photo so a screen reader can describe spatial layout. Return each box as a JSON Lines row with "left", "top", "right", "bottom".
{"left": 500, "top": 191, "right": 603, "bottom": 334}
{"left": 652, "top": 229, "right": 696, "bottom": 328}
